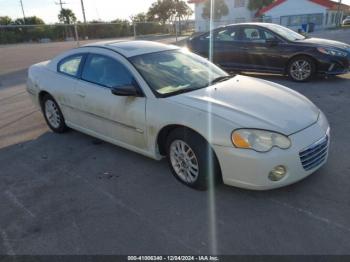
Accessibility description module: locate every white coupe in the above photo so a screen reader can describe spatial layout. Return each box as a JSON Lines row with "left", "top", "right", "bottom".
{"left": 27, "top": 40, "right": 330, "bottom": 190}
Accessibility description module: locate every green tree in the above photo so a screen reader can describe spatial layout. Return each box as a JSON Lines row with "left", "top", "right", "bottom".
{"left": 202, "top": 0, "right": 229, "bottom": 20}
{"left": 0, "top": 16, "right": 12, "bottom": 25}
{"left": 130, "top": 12, "right": 149, "bottom": 23}
{"left": 174, "top": 0, "right": 193, "bottom": 22}
{"left": 248, "top": 0, "right": 275, "bottom": 11}
{"left": 14, "top": 16, "right": 45, "bottom": 25}
{"left": 58, "top": 8, "right": 77, "bottom": 24}
{"left": 147, "top": 0, "right": 192, "bottom": 24}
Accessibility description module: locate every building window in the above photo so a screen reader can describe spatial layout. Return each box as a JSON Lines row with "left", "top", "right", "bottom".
{"left": 280, "top": 13, "right": 323, "bottom": 26}
{"left": 234, "top": 0, "right": 245, "bottom": 8}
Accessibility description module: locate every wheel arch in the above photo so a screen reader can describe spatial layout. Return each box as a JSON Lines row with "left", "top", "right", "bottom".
{"left": 38, "top": 90, "right": 52, "bottom": 110}
{"left": 156, "top": 124, "right": 222, "bottom": 179}
{"left": 285, "top": 54, "right": 318, "bottom": 74}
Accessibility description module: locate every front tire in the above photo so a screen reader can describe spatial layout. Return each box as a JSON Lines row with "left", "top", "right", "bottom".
{"left": 288, "top": 56, "right": 316, "bottom": 82}
{"left": 41, "top": 94, "right": 68, "bottom": 133}
{"left": 166, "top": 129, "right": 219, "bottom": 190}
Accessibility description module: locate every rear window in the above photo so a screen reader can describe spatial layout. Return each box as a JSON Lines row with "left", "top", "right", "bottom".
{"left": 58, "top": 55, "right": 83, "bottom": 77}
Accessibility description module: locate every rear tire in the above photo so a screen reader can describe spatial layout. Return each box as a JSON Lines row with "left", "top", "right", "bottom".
{"left": 41, "top": 94, "right": 68, "bottom": 133}
{"left": 288, "top": 56, "right": 316, "bottom": 82}
{"left": 166, "top": 128, "right": 220, "bottom": 190}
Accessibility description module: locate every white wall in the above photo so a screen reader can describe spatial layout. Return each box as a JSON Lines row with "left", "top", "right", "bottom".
{"left": 194, "top": 0, "right": 255, "bottom": 32}
{"left": 264, "top": 0, "right": 326, "bottom": 17}
{"left": 264, "top": 0, "right": 330, "bottom": 30}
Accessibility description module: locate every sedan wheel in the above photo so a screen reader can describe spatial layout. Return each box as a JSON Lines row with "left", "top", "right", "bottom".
{"left": 169, "top": 140, "right": 199, "bottom": 184}
{"left": 42, "top": 95, "right": 68, "bottom": 133}
{"left": 288, "top": 57, "right": 315, "bottom": 82}
{"left": 45, "top": 100, "right": 61, "bottom": 129}
{"left": 166, "top": 129, "right": 220, "bottom": 190}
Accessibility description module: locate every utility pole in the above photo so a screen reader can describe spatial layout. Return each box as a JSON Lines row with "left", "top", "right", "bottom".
{"left": 336, "top": 0, "right": 343, "bottom": 27}
{"left": 81, "top": 0, "right": 87, "bottom": 23}
{"left": 19, "top": 0, "right": 26, "bottom": 24}
{"left": 55, "top": 0, "right": 67, "bottom": 12}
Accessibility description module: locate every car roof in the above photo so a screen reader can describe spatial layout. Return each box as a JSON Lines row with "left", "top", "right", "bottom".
{"left": 215, "top": 22, "right": 281, "bottom": 30}
{"left": 83, "top": 40, "right": 179, "bottom": 58}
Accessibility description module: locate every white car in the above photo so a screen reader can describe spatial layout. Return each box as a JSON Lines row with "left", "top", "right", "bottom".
{"left": 27, "top": 40, "right": 330, "bottom": 190}
{"left": 343, "top": 16, "right": 350, "bottom": 25}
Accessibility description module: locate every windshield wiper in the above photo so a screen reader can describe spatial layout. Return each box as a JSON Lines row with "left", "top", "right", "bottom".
{"left": 210, "top": 75, "right": 233, "bottom": 85}
{"left": 163, "top": 85, "right": 208, "bottom": 97}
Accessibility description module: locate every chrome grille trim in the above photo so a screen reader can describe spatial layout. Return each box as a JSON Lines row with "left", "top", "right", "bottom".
{"left": 299, "top": 135, "right": 329, "bottom": 171}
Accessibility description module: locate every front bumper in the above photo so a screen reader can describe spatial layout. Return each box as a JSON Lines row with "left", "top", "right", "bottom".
{"left": 214, "top": 113, "right": 330, "bottom": 190}
{"left": 317, "top": 54, "right": 350, "bottom": 75}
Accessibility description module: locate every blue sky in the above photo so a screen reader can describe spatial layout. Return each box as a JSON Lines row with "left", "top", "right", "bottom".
{"left": 0, "top": 0, "right": 348, "bottom": 23}
{"left": 0, "top": 0, "right": 195, "bottom": 23}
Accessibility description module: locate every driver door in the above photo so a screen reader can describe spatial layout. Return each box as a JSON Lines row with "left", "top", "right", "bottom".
{"left": 75, "top": 52, "right": 147, "bottom": 149}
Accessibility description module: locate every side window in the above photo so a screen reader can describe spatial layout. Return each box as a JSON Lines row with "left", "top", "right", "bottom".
{"left": 262, "top": 30, "right": 277, "bottom": 40}
{"left": 81, "top": 54, "right": 134, "bottom": 88}
{"left": 199, "top": 33, "right": 210, "bottom": 41}
{"left": 241, "top": 28, "right": 265, "bottom": 43}
{"left": 215, "top": 28, "right": 239, "bottom": 42}
{"left": 58, "top": 55, "right": 83, "bottom": 77}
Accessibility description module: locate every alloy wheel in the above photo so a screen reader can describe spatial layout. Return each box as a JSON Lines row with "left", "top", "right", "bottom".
{"left": 45, "top": 100, "right": 61, "bottom": 129}
{"left": 169, "top": 140, "right": 199, "bottom": 184}
{"left": 290, "top": 60, "right": 312, "bottom": 81}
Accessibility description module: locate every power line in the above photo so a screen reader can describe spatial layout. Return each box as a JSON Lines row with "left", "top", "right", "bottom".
{"left": 55, "top": 0, "right": 67, "bottom": 11}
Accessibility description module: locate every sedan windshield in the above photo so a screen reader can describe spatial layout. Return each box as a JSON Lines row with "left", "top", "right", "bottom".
{"left": 130, "top": 49, "right": 229, "bottom": 96}
{"left": 264, "top": 24, "right": 306, "bottom": 41}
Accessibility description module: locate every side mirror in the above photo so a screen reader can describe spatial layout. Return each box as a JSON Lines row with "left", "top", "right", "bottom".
{"left": 266, "top": 38, "right": 279, "bottom": 46}
{"left": 111, "top": 84, "right": 143, "bottom": 97}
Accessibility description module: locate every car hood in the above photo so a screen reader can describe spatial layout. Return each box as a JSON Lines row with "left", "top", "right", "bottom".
{"left": 298, "top": 37, "right": 350, "bottom": 50}
{"left": 169, "top": 75, "right": 320, "bottom": 135}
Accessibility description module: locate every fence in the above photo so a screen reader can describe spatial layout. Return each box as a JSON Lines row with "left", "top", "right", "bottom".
{"left": 0, "top": 21, "right": 195, "bottom": 45}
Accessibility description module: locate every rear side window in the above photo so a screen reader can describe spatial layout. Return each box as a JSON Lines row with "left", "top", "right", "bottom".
{"left": 81, "top": 54, "right": 133, "bottom": 88}
{"left": 215, "top": 28, "right": 239, "bottom": 42}
{"left": 58, "top": 55, "right": 83, "bottom": 77}
{"left": 242, "top": 28, "right": 263, "bottom": 42}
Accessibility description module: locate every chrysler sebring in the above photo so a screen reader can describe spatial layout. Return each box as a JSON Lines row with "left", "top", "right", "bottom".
{"left": 27, "top": 41, "right": 330, "bottom": 190}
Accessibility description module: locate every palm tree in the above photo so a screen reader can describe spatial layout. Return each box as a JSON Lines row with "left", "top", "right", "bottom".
{"left": 58, "top": 8, "right": 77, "bottom": 24}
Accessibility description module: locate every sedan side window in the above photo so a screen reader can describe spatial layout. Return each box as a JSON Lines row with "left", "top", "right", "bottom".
{"left": 215, "top": 28, "right": 239, "bottom": 42}
{"left": 262, "top": 30, "right": 278, "bottom": 41}
{"left": 81, "top": 54, "right": 134, "bottom": 88}
{"left": 241, "top": 28, "right": 265, "bottom": 43}
{"left": 58, "top": 55, "right": 83, "bottom": 77}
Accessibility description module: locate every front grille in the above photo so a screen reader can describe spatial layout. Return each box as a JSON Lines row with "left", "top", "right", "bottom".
{"left": 299, "top": 135, "right": 329, "bottom": 171}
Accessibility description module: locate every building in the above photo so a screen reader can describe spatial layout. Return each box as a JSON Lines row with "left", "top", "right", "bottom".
{"left": 189, "top": 0, "right": 350, "bottom": 32}
{"left": 188, "top": 0, "right": 255, "bottom": 32}
{"left": 257, "top": 0, "right": 350, "bottom": 30}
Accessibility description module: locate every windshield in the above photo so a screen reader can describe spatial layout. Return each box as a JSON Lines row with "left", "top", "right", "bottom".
{"left": 130, "top": 49, "right": 229, "bottom": 96}
{"left": 264, "top": 24, "right": 306, "bottom": 41}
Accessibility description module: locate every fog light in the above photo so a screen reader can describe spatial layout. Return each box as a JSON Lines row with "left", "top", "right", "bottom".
{"left": 268, "top": 166, "right": 287, "bottom": 182}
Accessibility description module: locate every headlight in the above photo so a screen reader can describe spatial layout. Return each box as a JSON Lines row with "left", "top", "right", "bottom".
{"left": 231, "top": 129, "right": 291, "bottom": 152}
{"left": 317, "top": 47, "right": 348, "bottom": 57}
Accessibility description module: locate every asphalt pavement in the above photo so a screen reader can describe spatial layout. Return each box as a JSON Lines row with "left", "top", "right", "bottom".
{"left": 0, "top": 33, "right": 350, "bottom": 255}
